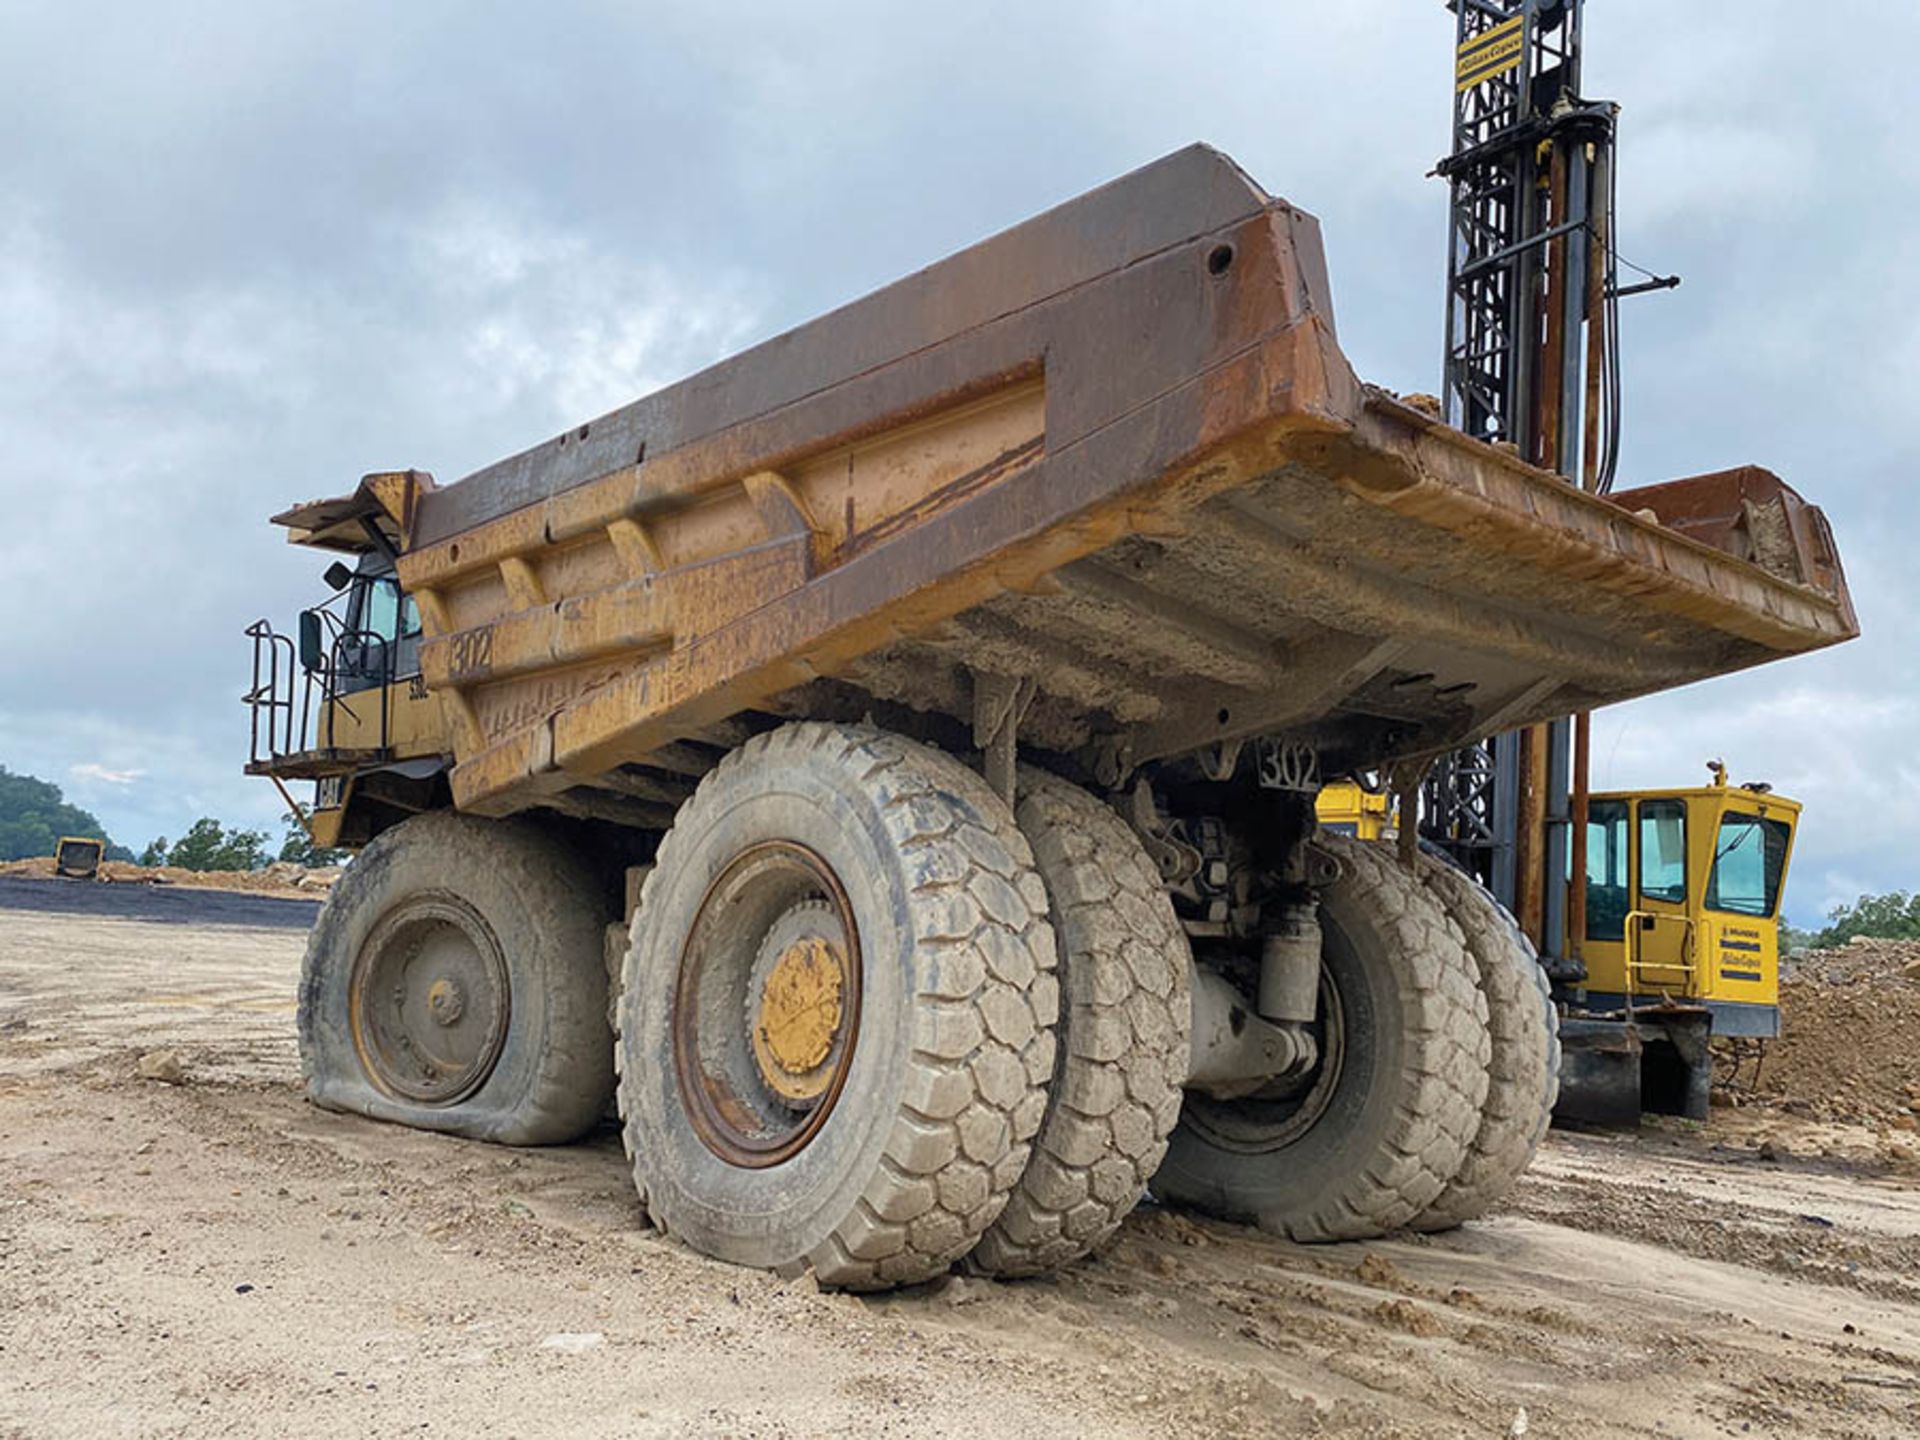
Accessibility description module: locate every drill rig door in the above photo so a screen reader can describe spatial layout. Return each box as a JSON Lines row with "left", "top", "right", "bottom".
{"left": 1630, "top": 797, "right": 1696, "bottom": 993}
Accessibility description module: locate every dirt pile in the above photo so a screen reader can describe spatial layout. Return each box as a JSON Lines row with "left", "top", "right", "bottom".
{"left": 0, "top": 855, "right": 341, "bottom": 896}
{"left": 1756, "top": 938, "right": 1920, "bottom": 1127}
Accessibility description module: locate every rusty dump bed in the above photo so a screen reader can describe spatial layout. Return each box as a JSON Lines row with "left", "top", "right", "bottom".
{"left": 279, "top": 145, "right": 1855, "bottom": 821}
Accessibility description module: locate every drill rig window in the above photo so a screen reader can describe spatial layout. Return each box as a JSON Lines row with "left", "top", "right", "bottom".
{"left": 1705, "top": 813, "right": 1792, "bottom": 918}
{"left": 1639, "top": 799, "right": 1688, "bottom": 905}
{"left": 1585, "top": 799, "right": 1630, "bottom": 941}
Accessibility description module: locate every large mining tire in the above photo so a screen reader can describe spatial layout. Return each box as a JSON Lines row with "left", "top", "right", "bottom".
{"left": 616, "top": 722, "right": 1058, "bottom": 1291}
{"left": 298, "top": 810, "right": 614, "bottom": 1145}
{"left": 1150, "top": 834, "right": 1489, "bottom": 1241}
{"left": 1407, "top": 852, "right": 1560, "bottom": 1231}
{"left": 969, "top": 769, "right": 1191, "bottom": 1277}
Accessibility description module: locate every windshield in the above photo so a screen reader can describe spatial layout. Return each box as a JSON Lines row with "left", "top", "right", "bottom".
{"left": 1705, "top": 811, "right": 1792, "bottom": 918}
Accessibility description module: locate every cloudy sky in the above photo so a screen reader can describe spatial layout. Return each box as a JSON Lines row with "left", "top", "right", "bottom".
{"left": 1, "top": 1, "right": 1911, "bottom": 924}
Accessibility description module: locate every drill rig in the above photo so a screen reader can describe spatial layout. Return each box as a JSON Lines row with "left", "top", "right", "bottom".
{"left": 1421, "top": 1, "right": 1831, "bottom": 1122}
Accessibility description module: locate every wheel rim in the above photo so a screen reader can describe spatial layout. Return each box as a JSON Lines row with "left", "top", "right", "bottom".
{"left": 349, "top": 893, "right": 511, "bottom": 1105}
{"left": 1179, "top": 913, "right": 1355, "bottom": 1154}
{"left": 673, "top": 841, "right": 863, "bottom": 1168}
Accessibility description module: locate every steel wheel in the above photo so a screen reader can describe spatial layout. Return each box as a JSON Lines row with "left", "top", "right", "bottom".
{"left": 616, "top": 721, "right": 1059, "bottom": 1289}
{"left": 348, "top": 893, "right": 512, "bottom": 1105}
{"left": 301, "top": 811, "right": 614, "bottom": 1145}
{"left": 1174, "top": 970, "right": 1346, "bottom": 1157}
{"left": 674, "top": 842, "right": 863, "bottom": 1167}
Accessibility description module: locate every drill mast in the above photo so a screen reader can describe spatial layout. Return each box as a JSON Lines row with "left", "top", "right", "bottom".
{"left": 1425, "top": 0, "right": 1622, "bottom": 967}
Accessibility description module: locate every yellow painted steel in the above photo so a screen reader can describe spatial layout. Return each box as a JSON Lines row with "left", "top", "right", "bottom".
{"left": 54, "top": 836, "right": 104, "bottom": 879}
{"left": 1573, "top": 764, "right": 1798, "bottom": 1017}
{"left": 1315, "top": 781, "right": 1395, "bottom": 841}
{"left": 316, "top": 680, "right": 451, "bottom": 763}
{"left": 751, "top": 936, "right": 847, "bottom": 1102}
{"left": 1457, "top": 14, "right": 1527, "bottom": 91}
{"left": 257, "top": 151, "right": 1854, "bottom": 836}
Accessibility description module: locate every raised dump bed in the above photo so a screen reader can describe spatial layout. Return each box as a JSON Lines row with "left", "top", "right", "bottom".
{"left": 252, "top": 146, "right": 1855, "bottom": 1290}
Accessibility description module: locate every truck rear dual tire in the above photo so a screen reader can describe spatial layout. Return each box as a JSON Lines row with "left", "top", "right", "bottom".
{"left": 298, "top": 810, "right": 615, "bottom": 1146}
{"left": 1151, "top": 834, "right": 1490, "bottom": 1241}
{"left": 616, "top": 723, "right": 1059, "bottom": 1291}
{"left": 1407, "top": 852, "right": 1560, "bottom": 1231}
{"left": 969, "top": 769, "right": 1191, "bottom": 1277}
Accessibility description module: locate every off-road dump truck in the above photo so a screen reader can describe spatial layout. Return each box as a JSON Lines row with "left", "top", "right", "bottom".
{"left": 247, "top": 147, "right": 1855, "bottom": 1289}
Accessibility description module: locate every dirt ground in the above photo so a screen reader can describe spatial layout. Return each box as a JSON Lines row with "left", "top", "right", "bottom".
{"left": 4, "top": 888, "right": 1919, "bottom": 1438}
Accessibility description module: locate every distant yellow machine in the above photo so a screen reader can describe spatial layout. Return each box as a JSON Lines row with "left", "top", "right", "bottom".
{"left": 53, "top": 836, "right": 105, "bottom": 880}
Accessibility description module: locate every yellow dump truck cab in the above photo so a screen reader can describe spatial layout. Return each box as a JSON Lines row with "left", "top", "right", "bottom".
{"left": 243, "top": 513, "right": 453, "bottom": 850}
{"left": 1314, "top": 781, "right": 1395, "bottom": 841}
{"left": 1573, "top": 765, "right": 1797, "bottom": 1040}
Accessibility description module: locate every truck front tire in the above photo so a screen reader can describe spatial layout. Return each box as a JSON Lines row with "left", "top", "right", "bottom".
{"left": 298, "top": 810, "right": 615, "bottom": 1145}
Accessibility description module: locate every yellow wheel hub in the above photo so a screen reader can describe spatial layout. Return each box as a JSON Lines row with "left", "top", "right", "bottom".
{"left": 751, "top": 934, "right": 846, "bottom": 1102}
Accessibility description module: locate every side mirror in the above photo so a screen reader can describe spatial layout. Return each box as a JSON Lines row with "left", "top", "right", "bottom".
{"left": 323, "top": 561, "right": 355, "bottom": 591}
{"left": 298, "top": 609, "right": 325, "bottom": 672}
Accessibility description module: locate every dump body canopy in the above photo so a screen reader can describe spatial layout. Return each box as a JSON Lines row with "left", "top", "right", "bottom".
{"left": 275, "top": 145, "right": 1856, "bottom": 822}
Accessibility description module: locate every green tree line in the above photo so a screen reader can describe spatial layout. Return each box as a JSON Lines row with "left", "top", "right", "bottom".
{"left": 1, "top": 762, "right": 341, "bottom": 871}
{"left": 139, "top": 815, "right": 345, "bottom": 870}
{"left": 0, "top": 766, "right": 133, "bottom": 862}
{"left": 1808, "top": 891, "right": 1920, "bottom": 949}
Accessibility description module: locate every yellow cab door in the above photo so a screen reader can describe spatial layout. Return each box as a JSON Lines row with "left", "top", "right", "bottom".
{"left": 1631, "top": 795, "right": 1697, "bottom": 994}
{"left": 1696, "top": 799, "right": 1794, "bottom": 1014}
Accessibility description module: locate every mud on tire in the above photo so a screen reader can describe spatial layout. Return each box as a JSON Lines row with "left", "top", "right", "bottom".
{"left": 1407, "top": 852, "right": 1560, "bottom": 1230}
{"left": 616, "top": 722, "right": 1059, "bottom": 1291}
{"left": 298, "top": 810, "right": 615, "bottom": 1146}
{"left": 969, "top": 769, "right": 1191, "bottom": 1277}
{"left": 1150, "top": 834, "right": 1489, "bottom": 1240}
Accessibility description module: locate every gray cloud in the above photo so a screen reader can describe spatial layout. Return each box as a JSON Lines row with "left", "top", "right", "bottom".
{"left": 0, "top": 1, "right": 1908, "bottom": 925}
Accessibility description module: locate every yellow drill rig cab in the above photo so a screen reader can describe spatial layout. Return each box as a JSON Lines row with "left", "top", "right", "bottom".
{"left": 1575, "top": 762, "right": 1798, "bottom": 1033}
{"left": 1556, "top": 762, "right": 1799, "bottom": 1124}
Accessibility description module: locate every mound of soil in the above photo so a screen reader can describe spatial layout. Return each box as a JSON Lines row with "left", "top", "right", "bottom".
{"left": 1755, "top": 938, "right": 1920, "bottom": 1128}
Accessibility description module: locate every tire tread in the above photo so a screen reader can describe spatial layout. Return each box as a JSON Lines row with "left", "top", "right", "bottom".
{"left": 616, "top": 722, "right": 1057, "bottom": 1291}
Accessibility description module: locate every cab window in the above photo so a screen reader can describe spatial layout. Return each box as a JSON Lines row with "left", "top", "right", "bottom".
{"left": 1706, "top": 812, "right": 1791, "bottom": 918}
{"left": 1584, "top": 799, "right": 1630, "bottom": 941}
{"left": 1638, "top": 799, "right": 1688, "bottom": 905}
{"left": 358, "top": 578, "right": 401, "bottom": 644}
